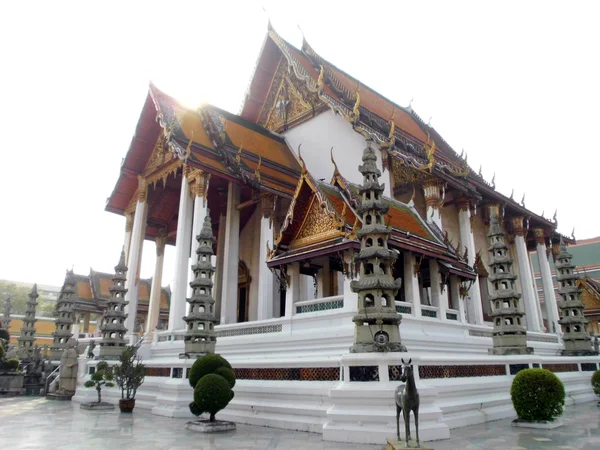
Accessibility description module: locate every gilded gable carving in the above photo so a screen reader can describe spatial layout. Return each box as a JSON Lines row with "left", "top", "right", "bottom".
{"left": 290, "top": 194, "right": 341, "bottom": 248}
{"left": 145, "top": 133, "right": 174, "bottom": 173}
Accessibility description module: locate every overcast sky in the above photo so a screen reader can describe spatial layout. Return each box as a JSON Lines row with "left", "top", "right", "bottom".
{"left": 0, "top": 1, "right": 598, "bottom": 288}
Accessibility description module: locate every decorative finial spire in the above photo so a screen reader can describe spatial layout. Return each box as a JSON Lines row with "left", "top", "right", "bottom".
{"left": 460, "top": 149, "right": 464, "bottom": 158}
{"left": 571, "top": 228, "right": 576, "bottom": 241}
{"left": 255, "top": 156, "right": 262, "bottom": 183}
{"left": 185, "top": 131, "right": 195, "bottom": 157}
{"left": 235, "top": 141, "right": 244, "bottom": 165}
{"left": 317, "top": 65, "right": 325, "bottom": 94}
{"left": 330, "top": 147, "right": 340, "bottom": 178}
{"left": 478, "top": 165, "right": 482, "bottom": 177}
{"left": 553, "top": 209, "right": 558, "bottom": 223}
{"left": 298, "top": 144, "right": 307, "bottom": 175}
{"left": 491, "top": 172, "right": 496, "bottom": 189}
{"left": 427, "top": 116, "right": 432, "bottom": 126}
{"left": 509, "top": 189, "right": 514, "bottom": 200}
{"left": 352, "top": 85, "right": 361, "bottom": 124}
{"left": 520, "top": 193, "right": 526, "bottom": 207}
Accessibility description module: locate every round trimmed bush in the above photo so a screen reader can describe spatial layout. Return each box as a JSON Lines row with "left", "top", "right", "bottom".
{"left": 0, "top": 329, "right": 9, "bottom": 342}
{"left": 511, "top": 368, "right": 565, "bottom": 421}
{"left": 215, "top": 366, "right": 236, "bottom": 389}
{"left": 188, "top": 354, "right": 232, "bottom": 388}
{"left": 5, "top": 358, "right": 19, "bottom": 371}
{"left": 0, "top": 343, "right": 5, "bottom": 359}
{"left": 193, "top": 373, "right": 233, "bottom": 421}
{"left": 189, "top": 401, "right": 202, "bottom": 417}
{"left": 591, "top": 370, "right": 600, "bottom": 399}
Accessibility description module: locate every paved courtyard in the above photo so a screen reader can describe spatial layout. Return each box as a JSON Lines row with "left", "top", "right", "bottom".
{"left": 0, "top": 397, "right": 599, "bottom": 449}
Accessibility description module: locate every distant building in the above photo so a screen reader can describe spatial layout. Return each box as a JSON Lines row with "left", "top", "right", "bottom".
{"left": 1, "top": 280, "right": 61, "bottom": 302}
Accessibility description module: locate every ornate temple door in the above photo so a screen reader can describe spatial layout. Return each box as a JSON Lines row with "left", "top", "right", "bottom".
{"left": 237, "top": 261, "right": 251, "bottom": 323}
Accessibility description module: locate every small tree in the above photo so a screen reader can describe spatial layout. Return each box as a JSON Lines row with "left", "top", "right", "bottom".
{"left": 188, "top": 354, "right": 236, "bottom": 422}
{"left": 84, "top": 361, "right": 114, "bottom": 403}
{"left": 591, "top": 370, "right": 600, "bottom": 403}
{"left": 113, "top": 346, "right": 146, "bottom": 400}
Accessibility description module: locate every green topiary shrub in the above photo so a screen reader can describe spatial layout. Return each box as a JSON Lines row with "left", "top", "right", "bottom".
{"left": 188, "top": 354, "right": 232, "bottom": 388}
{"left": 215, "top": 366, "right": 236, "bottom": 389}
{"left": 193, "top": 373, "right": 234, "bottom": 421}
{"left": 511, "top": 368, "right": 565, "bottom": 421}
{"left": 84, "top": 361, "right": 114, "bottom": 403}
{"left": 591, "top": 370, "right": 600, "bottom": 400}
{"left": 6, "top": 358, "right": 19, "bottom": 371}
{"left": 0, "top": 329, "right": 9, "bottom": 342}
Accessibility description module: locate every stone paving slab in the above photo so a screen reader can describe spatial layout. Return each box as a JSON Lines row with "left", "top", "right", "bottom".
{"left": 0, "top": 397, "right": 599, "bottom": 449}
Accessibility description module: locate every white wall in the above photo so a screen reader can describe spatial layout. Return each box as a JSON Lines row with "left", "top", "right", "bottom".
{"left": 284, "top": 110, "right": 391, "bottom": 194}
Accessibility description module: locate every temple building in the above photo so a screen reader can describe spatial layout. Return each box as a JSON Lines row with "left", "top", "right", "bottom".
{"left": 72, "top": 25, "right": 599, "bottom": 445}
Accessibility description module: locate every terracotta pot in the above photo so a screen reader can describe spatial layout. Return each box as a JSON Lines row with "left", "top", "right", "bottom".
{"left": 119, "top": 398, "right": 135, "bottom": 413}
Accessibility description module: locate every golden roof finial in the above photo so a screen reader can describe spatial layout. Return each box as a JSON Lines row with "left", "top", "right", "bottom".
{"left": 421, "top": 133, "right": 436, "bottom": 172}
{"left": 235, "top": 141, "right": 243, "bottom": 165}
{"left": 330, "top": 147, "right": 340, "bottom": 178}
{"left": 317, "top": 65, "right": 325, "bottom": 94}
{"left": 220, "top": 119, "right": 228, "bottom": 144}
{"left": 385, "top": 109, "right": 396, "bottom": 148}
{"left": 298, "top": 144, "right": 307, "bottom": 175}
{"left": 185, "top": 131, "right": 195, "bottom": 157}
{"left": 255, "top": 155, "right": 262, "bottom": 183}
{"left": 491, "top": 172, "right": 496, "bottom": 189}
{"left": 352, "top": 84, "right": 361, "bottom": 123}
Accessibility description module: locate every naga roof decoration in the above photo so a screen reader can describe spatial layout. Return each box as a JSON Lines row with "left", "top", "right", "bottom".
{"left": 271, "top": 163, "right": 476, "bottom": 279}
{"left": 242, "top": 26, "right": 560, "bottom": 237}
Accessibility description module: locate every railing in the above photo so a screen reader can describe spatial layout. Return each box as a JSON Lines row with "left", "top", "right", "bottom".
{"left": 395, "top": 301, "right": 412, "bottom": 314}
{"left": 44, "top": 365, "right": 60, "bottom": 395}
{"left": 446, "top": 309, "right": 459, "bottom": 321}
{"left": 421, "top": 305, "right": 439, "bottom": 318}
{"left": 295, "top": 295, "right": 344, "bottom": 314}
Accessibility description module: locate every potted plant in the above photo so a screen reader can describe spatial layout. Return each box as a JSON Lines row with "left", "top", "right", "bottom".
{"left": 186, "top": 354, "right": 236, "bottom": 432}
{"left": 591, "top": 369, "right": 600, "bottom": 405}
{"left": 510, "top": 368, "right": 565, "bottom": 428}
{"left": 83, "top": 361, "right": 114, "bottom": 408}
{"left": 113, "top": 346, "right": 146, "bottom": 413}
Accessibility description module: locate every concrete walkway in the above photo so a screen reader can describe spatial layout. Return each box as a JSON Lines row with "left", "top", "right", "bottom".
{"left": 0, "top": 397, "right": 599, "bottom": 449}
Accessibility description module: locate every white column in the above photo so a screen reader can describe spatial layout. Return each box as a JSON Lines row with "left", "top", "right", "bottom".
{"left": 220, "top": 182, "right": 240, "bottom": 324}
{"left": 450, "top": 275, "right": 466, "bottom": 323}
{"left": 123, "top": 213, "right": 133, "bottom": 266}
{"left": 285, "top": 262, "right": 300, "bottom": 318}
{"left": 429, "top": 259, "right": 448, "bottom": 320}
{"left": 168, "top": 170, "right": 194, "bottom": 331}
{"left": 528, "top": 252, "right": 546, "bottom": 331}
{"left": 534, "top": 229, "right": 561, "bottom": 334}
{"left": 511, "top": 216, "right": 542, "bottom": 332}
{"left": 146, "top": 234, "right": 166, "bottom": 335}
{"left": 403, "top": 252, "right": 422, "bottom": 318}
{"left": 187, "top": 170, "right": 209, "bottom": 300}
{"left": 257, "top": 194, "right": 275, "bottom": 321}
{"left": 317, "top": 257, "right": 331, "bottom": 298}
{"left": 457, "top": 199, "right": 484, "bottom": 325}
{"left": 213, "top": 208, "right": 227, "bottom": 322}
{"left": 342, "top": 250, "right": 358, "bottom": 313}
{"left": 125, "top": 177, "right": 148, "bottom": 341}
{"left": 423, "top": 181, "right": 444, "bottom": 230}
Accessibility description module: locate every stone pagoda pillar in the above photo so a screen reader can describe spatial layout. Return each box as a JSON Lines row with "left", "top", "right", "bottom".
{"left": 257, "top": 193, "right": 276, "bottom": 320}
{"left": 183, "top": 212, "right": 217, "bottom": 356}
{"left": 146, "top": 233, "right": 166, "bottom": 335}
{"left": 423, "top": 180, "right": 444, "bottom": 230}
{"left": 486, "top": 207, "right": 532, "bottom": 355}
{"left": 168, "top": 167, "right": 194, "bottom": 331}
{"left": 187, "top": 169, "right": 209, "bottom": 299}
{"left": 556, "top": 239, "right": 595, "bottom": 355}
{"left": 50, "top": 270, "right": 77, "bottom": 361}
{"left": 124, "top": 176, "right": 148, "bottom": 339}
{"left": 2, "top": 296, "right": 12, "bottom": 330}
{"left": 99, "top": 250, "right": 129, "bottom": 359}
{"left": 350, "top": 145, "right": 406, "bottom": 353}
{"left": 17, "top": 284, "right": 39, "bottom": 351}
{"left": 456, "top": 197, "right": 484, "bottom": 325}
{"left": 533, "top": 228, "right": 561, "bottom": 334}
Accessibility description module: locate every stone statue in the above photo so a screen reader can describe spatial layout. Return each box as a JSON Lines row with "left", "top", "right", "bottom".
{"left": 395, "top": 358, "right": 420, "bottom": 448}
{"left": 87, "top": 340, "right": 96, "bottom": 359}
{"left": 57, "top": 338, "right": 79, "bottom": 395}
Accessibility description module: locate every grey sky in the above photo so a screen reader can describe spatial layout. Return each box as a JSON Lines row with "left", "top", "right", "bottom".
{"left": 1, "top": 1, "right": 597, "bottom": 288}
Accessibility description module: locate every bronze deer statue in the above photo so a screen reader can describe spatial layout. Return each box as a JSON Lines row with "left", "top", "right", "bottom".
{"left": 395, "top": 358, "right": 420, "bottom": 448}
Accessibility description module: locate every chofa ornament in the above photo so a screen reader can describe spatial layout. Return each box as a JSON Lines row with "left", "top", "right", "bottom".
{"left": 395, "top": 358, "right": 420, "bottom": 448}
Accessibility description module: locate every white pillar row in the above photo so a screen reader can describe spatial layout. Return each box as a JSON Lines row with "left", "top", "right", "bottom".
{"left": 511, "top": 216, "right": 542, "bottom": 332}
{"left": 449, "top": 275, "right": 466, "bottom": 323}
{"left": 146, "top": 233, "right": 166, "bottom": 335}
{"left": 168, "top": 168, "right": 194, "bottom": 331}
{"left": 125, "top": 176, "right": 148, "bottom": 340}
{"left": 528, "top": 250, "right": 546, "bottom": 332}
{"left": 403, "top": 252, "right": 422, "bottom": 318}
{"left": 187, "top": 170, "right": 209, "bottom": 300}
{"left": 423, "top": 180, "right": 444, "bottom": 230}
{"left": 342, "top": 250, "right": 358, "bottom": 313}
{"left": 123, "top": 213, "right": 133, "bottom": 267}
{"left": 220, "top": 182, "right": 241, "bottom": 324}
{"left": 429, "top": 259, "right": 448, "bottom": 321}
{"left": 317, "top": 257, "right": 331, "bottom": 298}
{"left": 285, "top": 262, "right": 300, "bottom": 318}
{"left": 257, "top": 194, "right": 276, "bottom": 321}
{"left": 534, "top": 228, "right": 561, "bottom": 334}
{"left": 457, "top": 198, "right": 484, "bottom": 325}
{"left": 213, "top": 206, "right": 227, "bottom": 322}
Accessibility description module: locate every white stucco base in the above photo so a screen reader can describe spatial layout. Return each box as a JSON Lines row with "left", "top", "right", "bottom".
{"left": 71, "top": 314, "right": 600, "bottom": 445}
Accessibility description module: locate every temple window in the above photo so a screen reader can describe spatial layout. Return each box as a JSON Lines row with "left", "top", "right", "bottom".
{"left": 377, "top": 238, "right": 384, "bottom": 247}
{"left": 366, "top": 215, "right": 372, "bottom": 225}
{"left": 364, "top": 294, "right": 374, "bottom": 307}
{"left": 381, "top": 294, "right": 390, "bottom": 307}
{"left": 365, "top": 263, "right": 374, "bottom": 275}
{"left": 199, "top": 306, "right": 205, "bottom": 313}
{"left": 504, "top": 318, "right": 513, "bottom": 325}
{"left": 198, "top": 323, "right": 204, "bottom": 330}
{"left": 366, "top": 238, "right": 373, "bottom": 247}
